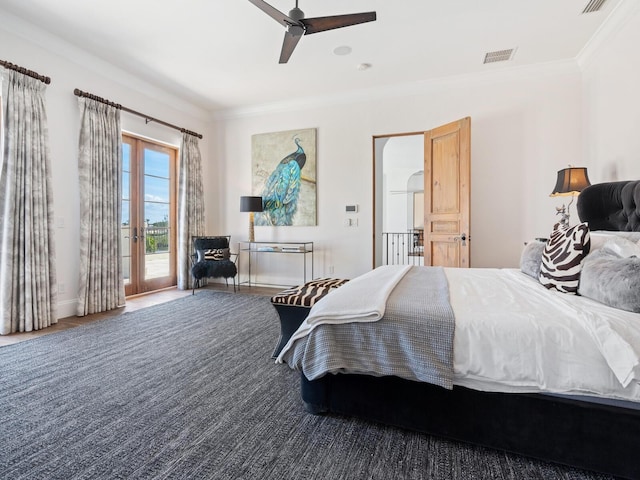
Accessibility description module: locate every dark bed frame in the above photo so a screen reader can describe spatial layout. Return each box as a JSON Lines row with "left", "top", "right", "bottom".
{"left": 299, "top": 180, "right": 640, "bottom": 480}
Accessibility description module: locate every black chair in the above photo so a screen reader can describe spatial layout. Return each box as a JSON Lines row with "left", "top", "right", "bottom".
{"left": 191, "top": 236, "right": 238, "bottom": 294}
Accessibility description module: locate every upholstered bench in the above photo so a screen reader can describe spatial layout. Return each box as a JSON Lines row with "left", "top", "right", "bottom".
{"left": 270, "top": 278, "right": 348, "bottom": 358}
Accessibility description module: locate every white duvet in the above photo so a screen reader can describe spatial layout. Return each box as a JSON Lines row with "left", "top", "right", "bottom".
{"left": 447, "top": 268, "right": 640, "bottom": 402}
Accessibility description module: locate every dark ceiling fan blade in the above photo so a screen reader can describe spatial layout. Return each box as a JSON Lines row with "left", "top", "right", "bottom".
{"left": 279, "top": 31, "right": 303, "bottom": 63}
{"left": 302, "top": 12, "right": 376, "bottom": 35}
{"left": 248, "top": 0, "right": 296, "bottom": 28}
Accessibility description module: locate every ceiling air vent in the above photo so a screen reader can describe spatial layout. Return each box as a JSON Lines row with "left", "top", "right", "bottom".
{"left": 582, "top": 0, "right": 607, "bottom": 14}
{"left": 483, "top": 49, "right": 515, "bottom": 64}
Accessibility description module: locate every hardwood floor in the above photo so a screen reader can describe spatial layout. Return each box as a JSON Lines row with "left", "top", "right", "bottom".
{"left": 0, "top": 283, "right": 281, "bottom": 347}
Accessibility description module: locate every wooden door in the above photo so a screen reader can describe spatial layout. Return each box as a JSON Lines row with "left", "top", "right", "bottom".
{"left": 423, "top": 117, "right": 471, "bottom": 267}
{"left": 122, "top": 134, "right": 178, "bottom": 296}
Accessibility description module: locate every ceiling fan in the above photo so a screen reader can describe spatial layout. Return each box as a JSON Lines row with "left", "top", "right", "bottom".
{"left": 249, "top": 0, "right": 377, "bottom": 64}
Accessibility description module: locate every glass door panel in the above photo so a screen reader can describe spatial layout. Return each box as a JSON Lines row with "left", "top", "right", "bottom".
{"left": 143, "top": 148, "right": 172, "bottom": 281}
{"left": 122, "top": 142, "right": 132, "bottom": 289}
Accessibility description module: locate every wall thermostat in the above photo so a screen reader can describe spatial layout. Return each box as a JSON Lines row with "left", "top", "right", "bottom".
{"left": 345, "top": 205, "right": 358, "bottom": 213}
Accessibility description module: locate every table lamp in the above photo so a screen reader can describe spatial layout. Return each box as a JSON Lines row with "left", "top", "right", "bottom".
{"left": 549, "top": 167, "right": 591, "bottom": 226}
{"left": 240, "top": 196, "right": 264, "bottom": 242}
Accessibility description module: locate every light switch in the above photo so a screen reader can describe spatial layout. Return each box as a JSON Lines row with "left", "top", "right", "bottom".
{"left": 345, "top": 205, "right": 358, "bottom": 213}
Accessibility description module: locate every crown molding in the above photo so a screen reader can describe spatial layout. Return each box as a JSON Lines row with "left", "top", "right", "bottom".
{"left": 576, "top": 0, "right": 640, "bottom": 70}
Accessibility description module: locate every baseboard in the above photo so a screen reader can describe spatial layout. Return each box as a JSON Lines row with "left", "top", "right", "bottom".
{"left": 57, "top": 298, "right": 77, "bottom": 319}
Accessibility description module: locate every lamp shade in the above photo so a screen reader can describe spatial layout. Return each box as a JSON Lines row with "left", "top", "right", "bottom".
{"left": 550, "top": 167, "right": 591, "bottom": 197}
{"left": 240, "top": 196, "right": 264, "bottom": 212}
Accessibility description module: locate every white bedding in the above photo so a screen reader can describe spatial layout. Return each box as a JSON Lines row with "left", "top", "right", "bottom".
{"left": 447, "top": 268, "right": 640, "bottom": 402}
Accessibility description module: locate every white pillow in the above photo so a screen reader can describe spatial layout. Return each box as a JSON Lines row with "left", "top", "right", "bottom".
{"left": 599, "top": 237, "right": 640, "bottom": 258}
{"left": 589, "top": 232, "right": 618, "bottom": 251}
{"left": 590, "top": 231, "right": 640, "bottom": 251}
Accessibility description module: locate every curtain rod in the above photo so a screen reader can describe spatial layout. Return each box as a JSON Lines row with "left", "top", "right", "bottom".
{"left": 73, "top": 88, "right": 203, "bottom": 139}
{"left": 0, "top": 59, "right": 51, "bottom": 84}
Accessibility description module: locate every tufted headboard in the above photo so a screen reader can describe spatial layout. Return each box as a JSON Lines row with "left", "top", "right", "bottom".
{"left": 576, "top": 180, "right": 640, "bottom": 232}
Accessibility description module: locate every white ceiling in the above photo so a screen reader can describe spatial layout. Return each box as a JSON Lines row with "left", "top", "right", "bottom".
{"left": 0, "top": 0, "right": 624, "bottom": 113}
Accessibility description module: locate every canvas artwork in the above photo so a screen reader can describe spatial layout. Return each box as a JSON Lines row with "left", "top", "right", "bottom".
{"left": 252, "top": 128, "right": 317, "bottom": 226}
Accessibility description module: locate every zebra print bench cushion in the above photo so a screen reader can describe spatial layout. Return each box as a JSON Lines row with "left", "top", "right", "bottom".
{"left": 271, "top": 278, "right": 349, "bottom": 308}
{"left": 539, "top": 222, "right": 591, "bottom": 294}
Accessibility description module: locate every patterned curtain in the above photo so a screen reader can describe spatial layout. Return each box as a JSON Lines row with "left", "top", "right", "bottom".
{"left": 177, "top": 133, "right": 205, "bottom": 290}
{"left": 0, "top": 71, "right": 57, "bottom": 335}
{"left": 76, "top": 98, "right": 125, "bottom": 316}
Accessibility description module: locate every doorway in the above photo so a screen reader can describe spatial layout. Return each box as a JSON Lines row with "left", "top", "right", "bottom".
{"left": 373, "top": 117, "right": 471, "bottom": 268}
{"left": 121, "top": 134, "right": 178, "bottom": 296}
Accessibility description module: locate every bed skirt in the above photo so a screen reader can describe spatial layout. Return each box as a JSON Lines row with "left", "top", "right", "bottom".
{"left": 301, "top": 372, "right": 640, "bottom": 480}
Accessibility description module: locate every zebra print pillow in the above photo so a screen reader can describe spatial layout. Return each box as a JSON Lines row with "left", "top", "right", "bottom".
{"left": 538, "top": 222, "right": 591, "bottom": 294}
{"left": 204, "top": 248, "right": 230, "bottom": 261}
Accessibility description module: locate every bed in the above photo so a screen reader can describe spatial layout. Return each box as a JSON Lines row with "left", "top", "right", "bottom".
{"left": 277, "top": 180, "right": 640, "bottom": 480}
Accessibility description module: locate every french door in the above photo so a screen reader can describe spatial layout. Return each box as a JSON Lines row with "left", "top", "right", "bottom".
{"left": 122, "top": 134, "right": 178, "bottom": 296}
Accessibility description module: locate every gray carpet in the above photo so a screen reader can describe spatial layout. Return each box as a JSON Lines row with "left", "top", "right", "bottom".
{"left": 0, "top": 291, "right": 612, "bottom": 480}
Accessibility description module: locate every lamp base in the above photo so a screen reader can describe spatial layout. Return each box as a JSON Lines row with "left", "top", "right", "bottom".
{"left": 555, "top": 194, "right": 576, "bottom": 227}
{"left": 555, "top": 205, "right": 570, "bottom": 227}
{"left": 248, "top": 212, "right": 255, "bottom": 243}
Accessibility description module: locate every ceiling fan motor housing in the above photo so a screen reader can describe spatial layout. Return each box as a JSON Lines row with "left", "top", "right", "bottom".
{"left": 289, "top": 6, "right": 304, "bottom": 21}
{"left": 287, "top": 24, "right": 305, "bottom": 35}
{"left": 287, "top": 6, "right": 305, "bottom": 35}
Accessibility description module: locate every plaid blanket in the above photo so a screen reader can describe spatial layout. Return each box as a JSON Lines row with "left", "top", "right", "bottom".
{"left": 279, "top": 266, "right": 456, "bottom": 389}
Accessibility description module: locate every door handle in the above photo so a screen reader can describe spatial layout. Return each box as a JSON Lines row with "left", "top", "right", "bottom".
{"left": 454, "top": 233, "right": 467, "bottom": 246}
{"left": 132, "top": 227, "right": 138, "bottom": 243}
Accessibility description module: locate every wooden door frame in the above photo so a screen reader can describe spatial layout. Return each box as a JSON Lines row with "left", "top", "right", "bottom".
{"left": 372, "top": 118, "right": 471, "bottom": 268}
{"left": 372, "top": 131, "right": 426, "bottom": 268}
{"left": 123, "top": 133, "right": 178, "bottom": 296}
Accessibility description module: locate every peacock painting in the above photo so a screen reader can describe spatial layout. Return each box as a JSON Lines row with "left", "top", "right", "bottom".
{"left": 252, "top": 128, "right": 317, "bottom": 226}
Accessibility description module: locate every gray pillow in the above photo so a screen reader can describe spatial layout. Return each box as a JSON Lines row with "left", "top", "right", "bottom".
{"left": 578, "top": 249, "right": 640, "bottom": 313}
{"left": 520, "top": 240, "right": 546, "bottom": 279}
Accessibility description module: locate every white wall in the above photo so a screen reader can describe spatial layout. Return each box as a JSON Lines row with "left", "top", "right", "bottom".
{"left": 0, "top": 14, "right": 211, "bottom": 319}
{"left": 215, "top": 63, "right": 584, "bottom": 281}
{"left": 580, "top": 1, "right": 640, "bottom": 182}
